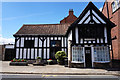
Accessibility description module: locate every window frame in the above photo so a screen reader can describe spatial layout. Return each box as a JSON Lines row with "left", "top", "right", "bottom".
{"left": 72, "top": 46, "right": 84, "bottom": 63}
{"left": 112, "top": 0, "right": 120, "bottom": 13}
{"left": 94, "top": 46, "right": 110, "bottom": 63}
{"left": 50, "top": 40, "right": 61, "bottom": 47}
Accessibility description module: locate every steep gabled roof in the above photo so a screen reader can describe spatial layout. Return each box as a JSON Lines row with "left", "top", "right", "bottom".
{"left": 66, "top": 2, "right": 116, "bottom": 36}
{"left": 71, "top": 2, "right": 115, "bottom": 26}
{"left": 14, "top": 24, "right": 71, "bottom": 36}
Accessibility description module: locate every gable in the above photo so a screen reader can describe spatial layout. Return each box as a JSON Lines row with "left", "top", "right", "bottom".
{"left": 78, "top": 9, "right": 106, "bottom": 24}
{"left": 66, "top": 2, "right": 115, "bottom": 36}
{"left": 73, "top": 2, "right": 115, "bottom": 26}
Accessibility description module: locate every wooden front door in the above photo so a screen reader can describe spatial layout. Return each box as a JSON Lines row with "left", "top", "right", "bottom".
{"left": 85, "top": 47, "right": 92, "bottom": 68}
{"left": 50, "top": 40, "right": 61, "bottom": 59}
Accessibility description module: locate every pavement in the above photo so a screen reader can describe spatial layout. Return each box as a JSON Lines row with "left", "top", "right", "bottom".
{"left": 0, "top": 61, "right": 120, "bottom": 76}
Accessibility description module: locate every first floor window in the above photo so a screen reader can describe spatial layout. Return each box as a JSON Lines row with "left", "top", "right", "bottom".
{"left": 94, "top": 46, "right": 110, "bottom": 62}
{"left": 24, "top": 40, "right": 34, "bottom": 48}
{"left": 72, "top": 46, "right": 84, "bottom": 62}
{"left": 50, "top": 40, "right": 61, "bottom": 47}
{"left": 112, "top": 0, "right": 120, "bottom": 12}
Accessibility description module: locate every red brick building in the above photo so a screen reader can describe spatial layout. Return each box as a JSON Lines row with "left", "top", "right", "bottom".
{"left": 102, "top": 0, "right": 120, "bottom": 61}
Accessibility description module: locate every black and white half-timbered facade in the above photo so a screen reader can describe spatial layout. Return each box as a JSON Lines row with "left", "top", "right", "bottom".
{"left": 67, "top": 2, "right": 115, "bottom": 68}
{"left": 14, "top": 2, "right": 115, "bottom": 68}
{"left": 14, "top": 24, "right": 70, "bottom": 60}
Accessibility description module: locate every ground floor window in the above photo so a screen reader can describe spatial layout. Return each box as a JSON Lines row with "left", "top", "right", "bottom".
{"left": 94, "top": 46, "right": 110, "bottom": 62}
{"left": 72, "top": 46, "right": 84, "bottom": 62}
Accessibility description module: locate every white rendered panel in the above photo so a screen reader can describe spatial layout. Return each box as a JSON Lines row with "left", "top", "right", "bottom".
{"left": 47, "top": 37, "right": 49, "bottom": 47}
{"left": 62, "top": 37, "right": 64, "bottom": 47}
{"left": 101, "top": 39, "right": 103, "bottom": 43}
{"left": 44, "top": 39, "right": 46, "bottom": 47}
{"left": 92, "top": 16, "right": 100, "bottom": 23}
{"left": 35, "top": 49, "right": 37, "bottom": 59}
{"left": 51, "top": 37, "right": 53, "bottom": 40}
{"left": 84, "top": 41, "right": 87, "bottom": 43}
{"left": 21, "top": 37, "right": 24, "bottom": 47}
{"left": 64, "top": 37, "right": 66, "bottom": 47}
{"left": 62, "top": 48, "right": 64, "bottom": 51}
{"left": 93, "top": 41, "right": 95, "bottom": 43}
{"left": 16, "top": 48, "right": 19, "bottom": 59}
{"left": 88, "top": 41, "right": 91, "bottom": 43}
{"left": 80, "top": 39, "right": 83, "bottom": 43}
{"left": 23, "top": 49, "right": 26, "bottom": 59}
{"left": 5, "top": 45, "right": 14, "bottom": 49}
{"left": 92, "top": 10, "right": 106, "bottom": 24}
{"left": 44, "top": 49, "right": 46, "bottom": 59}
{"left": 39, "top": 40, "right": 42, "bottom": 47}
{"left": 68, "top": 31, "right": 72, "bottom": 40}
{"left": 84, "top": 16, "right": 90, "bottom": 24}
{"left": 16, "top": 39, "right": 19, "bottom": 47}
{"left": 58, "top": 37, "right": 61, "bottom": 40}
{"left": 65, "top": 49, "right": 67, "bottom": 54}
{"left": 31, "top": 49, "right": 34, "bottom": 59}
{"left": 75, "top": 27, "right": 79, "bottom": 44}
{"left": 34, "top": 37, "right": 38, "bottom": 47}
{"left": 20, "top": 48, "right": 22, "bottom": 58}
{"left": 104, "top": 27, "right": 107, "bottom": 43}
{"left": 47, "top": 49, "right": 49, "bottom": 59}
{"left": 32, "top": 37, "right": 34, "bottom": 40}
{"left": 27, "top": 49, "right": 30, "bottom": 59}
{"left": 54, "top": 37, "right": 57, "bottom": 40}
{"left": 78, "top": 10, "right": 90, "bottom": 24}
{"left": 29, "top": 37, "right": 31, "bottom": 40}
{"left": 97, "top": 38, "right": 99, "bottom": 43}
{"left": 39, "top": 49, "right": 42, "bottom": 57}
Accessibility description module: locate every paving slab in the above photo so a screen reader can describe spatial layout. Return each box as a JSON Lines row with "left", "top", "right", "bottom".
{"left": 1, "top": 61, "right": 120, "bottom": 76}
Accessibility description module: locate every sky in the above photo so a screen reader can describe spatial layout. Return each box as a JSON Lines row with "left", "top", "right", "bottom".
{"left": 0, "top": 1, "right": 104, "bottom": 44}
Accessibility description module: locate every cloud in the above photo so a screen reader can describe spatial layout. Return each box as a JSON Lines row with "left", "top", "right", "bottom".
{"left": 99, "top": 7, "right": 103, "bottom": 12}
{"left": 0, "top": 37, "right": 14, "bottom": 45}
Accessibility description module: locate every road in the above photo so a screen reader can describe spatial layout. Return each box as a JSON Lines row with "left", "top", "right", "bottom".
{"left": 1, "top": 74, "right": 120, "bottom": 80}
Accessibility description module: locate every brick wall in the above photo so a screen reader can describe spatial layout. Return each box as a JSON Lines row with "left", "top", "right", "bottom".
{"left": 102, "top": 1, "right": 120, "bottom": 60}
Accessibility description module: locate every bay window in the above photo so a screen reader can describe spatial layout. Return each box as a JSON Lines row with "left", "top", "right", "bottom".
{"left": 72, "top": 46, "right": 84, "bottom": 62}
{"left": 94, "top": 46, "right": 110, "bottom": 62}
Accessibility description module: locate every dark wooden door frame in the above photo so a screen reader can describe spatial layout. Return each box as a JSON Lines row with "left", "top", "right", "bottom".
{"left": 85, "top": 47, "right": 92, "bottom": 68}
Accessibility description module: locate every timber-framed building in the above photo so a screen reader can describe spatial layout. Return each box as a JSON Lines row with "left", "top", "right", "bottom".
{"left": 14, "top": 2, "right": 115, "bottom": 68}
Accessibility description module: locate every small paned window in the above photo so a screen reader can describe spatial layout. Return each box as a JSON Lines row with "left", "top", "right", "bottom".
{"left": 94, "top": 46, "right": 110, "bottom": 62}
{"left": 72, "top": 46, "right": 84, "bottom": 62}
{"left": 50, "top": 40, "right": 61, "bottom": 47}
{"left": 112, "top": 2, "right": 116, "bottom": 12}
{"left": 112, "top": 0, "right": 120, "bottom": 12}
{"left": 116, "top": 0, "right": 120, "bottom": 8}
{"left": 24, "top": 40, "right": 34, "bottom": 48}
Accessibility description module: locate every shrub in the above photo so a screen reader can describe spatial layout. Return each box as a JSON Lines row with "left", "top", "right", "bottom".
{"left": 55, "top": 51, "right": 67, "bottom": 64}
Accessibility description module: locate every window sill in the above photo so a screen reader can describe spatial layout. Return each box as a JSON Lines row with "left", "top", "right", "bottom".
{"left": 94, "top": 61, "right": 110, "bottom": 63}
{"left": 71, "top": 61, "right": 84, "bottom": 63}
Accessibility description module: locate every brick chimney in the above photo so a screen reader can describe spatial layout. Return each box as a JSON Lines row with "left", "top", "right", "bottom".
{"left": 60, "top": 9, "right": 77, "bottom": 24}
{"left": 69, "top": 9, "right": 73, "bottom": 15}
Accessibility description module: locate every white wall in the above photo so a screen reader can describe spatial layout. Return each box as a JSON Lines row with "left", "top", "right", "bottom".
{"left": 15, "top": 36, "right": 67, "bottom": 59}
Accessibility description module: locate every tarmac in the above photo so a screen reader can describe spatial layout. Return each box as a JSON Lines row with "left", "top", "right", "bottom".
{"left": 0, "top": 61, "right": 120, "bottom": 76}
